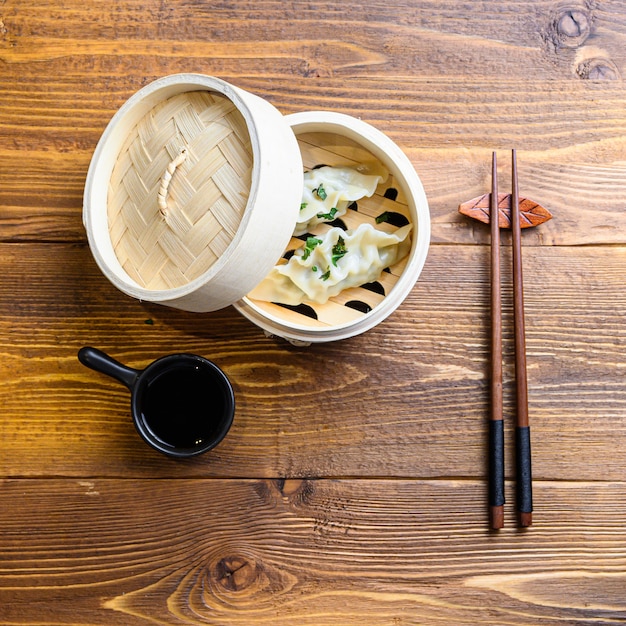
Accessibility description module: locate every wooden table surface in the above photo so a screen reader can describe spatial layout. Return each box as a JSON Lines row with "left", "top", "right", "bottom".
{"left": 2, "top": 1, "right": 626, "bottom": 624}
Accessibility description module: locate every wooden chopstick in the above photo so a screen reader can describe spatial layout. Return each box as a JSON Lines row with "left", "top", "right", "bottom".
{"left": 511, "top": 149, "right": 533, "bottom": 527}
{"left": 489, "top": 152, "right": 505, "bottom": 530}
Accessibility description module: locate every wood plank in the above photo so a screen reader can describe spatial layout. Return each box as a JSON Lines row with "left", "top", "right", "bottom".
{"left": 1, "top": 0, "right": 626, "bottom": 244}
{"left": 1, "top": 242, "right": 625, "bottom": 480}
{"left": 3, "top": 141, "right": 626, "bottom": 246}
{"left": 1, "top": 0, "right": 625, "bottom": 79}
{"left": 1, "top": 478, "right": 625, "bottom": 624}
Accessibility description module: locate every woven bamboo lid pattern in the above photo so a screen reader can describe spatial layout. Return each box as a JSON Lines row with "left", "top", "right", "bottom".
{"left": 107, "top": 90, "right": 253, "bottom": 290}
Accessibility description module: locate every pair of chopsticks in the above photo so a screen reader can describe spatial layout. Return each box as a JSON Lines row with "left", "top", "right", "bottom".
{"left": 489, "top": 150, "right": 533, "bottom": 530}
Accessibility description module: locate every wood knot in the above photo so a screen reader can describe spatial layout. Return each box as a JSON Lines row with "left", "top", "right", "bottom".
{"left": 214, "top": 555, "right": 259, "bottom": 592}
{"left": 575, "top": 55, "right": 620, "bottom": 80}
{"left": 204, "top": 549, "right": 299, "bottom": 607}
{"left": 544, "top": 6, "right": 593, "bottom": 50}
{"left": 252, "top": 479, "right": 315, "bottom": 512}
{"left": 300, "top": 61, "right": 334, "bottom": 78}
{"left": 276, "top": 478, "right": 316, "bottom": 505}
{"left": 557, "top": 9, "right": 591, "bottom": 44}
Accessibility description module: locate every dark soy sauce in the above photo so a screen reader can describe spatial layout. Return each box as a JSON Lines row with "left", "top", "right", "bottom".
{"left": 140, "top": 364, "right": 227, "bottom": 450}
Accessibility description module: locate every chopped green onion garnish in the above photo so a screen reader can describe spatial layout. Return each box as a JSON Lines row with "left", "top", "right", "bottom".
{"left": 316, "top": 207, "right": 338, "bottom": 221}
{"left": 314, "top": 183, "right": 327, "bottom": 201}
{"left": 331, "top": 236, "right": 347, "bottom": 266}
{"left": 302, "top": 236, "right": 323, "bottom": 260}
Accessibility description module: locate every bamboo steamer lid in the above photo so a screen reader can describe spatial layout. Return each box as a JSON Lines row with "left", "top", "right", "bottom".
{"left": 83, "top": 74, "right": 303, "bottom": 312}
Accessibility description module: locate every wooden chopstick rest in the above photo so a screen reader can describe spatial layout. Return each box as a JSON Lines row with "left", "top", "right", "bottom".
{"left": 458, "top": 192, "right": 552, "bottom": 229}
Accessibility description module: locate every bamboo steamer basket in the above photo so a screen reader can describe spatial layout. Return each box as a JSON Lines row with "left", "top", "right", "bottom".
{"left": 83, "top": 74, "right": 430, "bottom": 344}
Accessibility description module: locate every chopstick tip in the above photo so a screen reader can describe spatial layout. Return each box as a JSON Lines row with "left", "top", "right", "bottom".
{"left": 490, "top": 505, "right": 504, "bottom": 530}
{"left": 519, "top": 511, "right": 533, "bottom": 527}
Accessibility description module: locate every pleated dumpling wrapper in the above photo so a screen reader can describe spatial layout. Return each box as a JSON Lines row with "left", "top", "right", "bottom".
{"left": 295, "top": 165, "right": 387, "bottom": 236}
{"left": 249, "top": 223, "right": 412, "bottom": 306}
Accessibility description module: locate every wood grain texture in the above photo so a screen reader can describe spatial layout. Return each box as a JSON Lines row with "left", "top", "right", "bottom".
{"left": 2, "top": 0, "right": 626, "bottom": 623}
{"left": 1, "top": 242, "right": 626, "bottom": 481}
{"left": 1, "top": 478, "right": 626, "bottom": 625}
{"left": 2, "top": 2, "right": 626, "bottom": 246}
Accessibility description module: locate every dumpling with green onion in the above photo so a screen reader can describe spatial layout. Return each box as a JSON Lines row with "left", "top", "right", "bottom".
{"left": 249, "top": 223, "right": 412, "bottom": 306}
{"left": 295, "top": 165, "right": 388, "bottom": 236}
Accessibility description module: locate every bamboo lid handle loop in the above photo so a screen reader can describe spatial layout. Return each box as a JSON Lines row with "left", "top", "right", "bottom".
{"left": 157, "top": 148, "right": 188, "bottom": 217}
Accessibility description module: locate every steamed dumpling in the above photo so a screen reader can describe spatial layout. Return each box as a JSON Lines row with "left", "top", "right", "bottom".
{"left": 249, "top": 223, "right": 412, "bottom": 306}
{"left": 295, "top": 165, "right": 388, "bottom": 236}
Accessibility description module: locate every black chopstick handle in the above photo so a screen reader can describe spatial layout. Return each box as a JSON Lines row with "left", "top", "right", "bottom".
{"left": 516, "top": 425, "right": 533, "bottom": 521}
{"left": 489, "top": 419, "right": 505, "bottom": 508}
